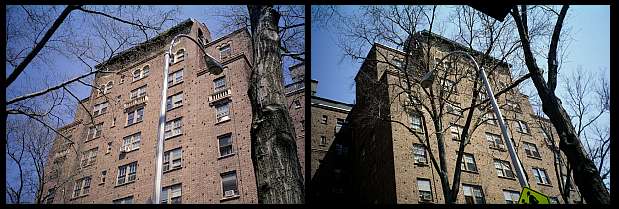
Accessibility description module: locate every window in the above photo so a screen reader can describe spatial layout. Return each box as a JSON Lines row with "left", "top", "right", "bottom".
{"left": 86, "top": 123, "right": 101, "bottom": 140}
{"left": 213, "top": 77, "right": 227, "bottom": 92}
{"left": 221, "top": 171, "right": 238, "bottom": 197}
{"left": 412, "top": 144, "right": 427, "bottom": 164}
{"left": 100, "top": 170, "right": 107, "bottom": 185}
{"left": 541, "top": 128, "right": 551, "bottom": 140}
{"left": 440, "top": 78, "right": 456, "bottom": 92}
{"left": 220, "top": 44, "right": 231, "bottom": 59}
{"left": 175, "top": 49, "right": 185, "bottom": 62}
{"left": 133, "top": 69, "right": 141, "bottom": 81}
{"left": 112, "top": 117, "right": 116, "bottom": 127}
{"left": 293, "top": 99, "right": 301, "bottom": 109}
{"left": 122, "top": 132, "right": 141, "bottom": 152}
{"left": 494, "top": 159, "right": 515, "bottom": 178}
{"left": 450, "top": 124, "right": 462, "bottom": 141}
{"left": 335, "top": 118, "right": 344, "bottom": 133}
{"left": 417, "top": 179, "right": 433, "bottom": 202}
{"left": 161, "top": 184, "right": 182, "bottom": 204}
{"left": 168, "top": 70, "right": 184, "bottom": 87}
{"left": 166, "top": 92, "right": 183, "bottom": 111}
{"left": 486, "top": 133, "right": 505, "bottom": 150}
{"left": 446, "top": 102, "right": 463, "bottom": 116}
{"left": 163, "top": 148, "right": 182, "bottom": 172}
{"left": 523, "top": 142, "right": 541, "bottom": 158}
{"left": 461, "top": 153, "right": 478, "bottom": 172}
{"left": 392, "top": 58, "right": 403, "bottom": 69}
{"left": 72, "top": 177, "right": 91, "bottom": 198}
{"left": 80, "top": 148, "right": 98, "bottom": 168}
{"left": 93, "top": 102, "right": 108, "bottom": 116}
{"left": 463, "top": 184, "right": 485, "bottom": 204}
{"left": 319, "top": 136, "right": 327, "bottom": 146}
{"left": 516, "top": 120, "right": 530, "bottom": 134}
{"left": 549, "top": 197, "right": 560, "bottom": 204}
{"left": 129, "top": 85, "right": 147, "bottom": 99}
{"left": 113, "top": 196, "right": 134, "bottom": 204}
{"left": 321, "top": 115, "right": 328, "bottom": 124}
{"left": 218, "top": 134, "right": 233, "bottom": 157}
{"left": 126, "top": 106, "right": 144, "bottom": 125}
{"left": 46, "top": 188, "right": 55, "bottom": 204}
{"left": 215, "top": 102, "right": 230, "bottom": 122}
{"left": 533, "top": 167, "right": 551, "bottom": 185}
{"left": 104, "top": 81, "right": 113, "bottom": 94}
{"left": 164, "top": 117, "right": 183, "bottom": 139}
{"left": 132, "top": 66, "right": 149, "bottom": 81}
{"left": 503, "top": 190, "right": 520, "bottom": 204}
{"left": 106, "top": 142, "right": 112, "bottom": 154}
{"left": 116, "top": 162, "right": 137, "bottom": 185}
{"left": 410, "top": 113, "right": 424, "bottom": 132}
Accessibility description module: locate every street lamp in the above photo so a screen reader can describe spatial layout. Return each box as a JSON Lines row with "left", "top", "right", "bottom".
{"left": 420, "top": 51, "right": 530, "bottom": 188}
{"left": 153, "top": 34, "right": 223, "bottom": 204}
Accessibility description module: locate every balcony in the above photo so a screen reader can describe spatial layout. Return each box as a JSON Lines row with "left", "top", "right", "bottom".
{"left": 209, "top": 88, "right": 231, "bottom": 104}
{"left": 124, "top": 95, "right": 148, "bottom": 109}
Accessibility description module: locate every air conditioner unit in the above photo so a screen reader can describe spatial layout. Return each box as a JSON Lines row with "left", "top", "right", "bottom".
{"left": 120, "top": 146, "right": 131, "bottom": 153}
{"left": 224, "top": 190, "right": 236, "bottom": 197}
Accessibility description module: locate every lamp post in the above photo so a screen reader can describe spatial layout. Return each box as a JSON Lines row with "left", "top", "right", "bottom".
{"left": 153, "top": 34, "right": 223, "bottom": 204}
{"left": 420, "top": 51, "right": 530, "bottom": 188}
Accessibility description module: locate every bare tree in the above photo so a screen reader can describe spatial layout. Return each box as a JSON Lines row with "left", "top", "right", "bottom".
{"left": 510, "top": 5, "right": 610, "bottom": 204}
{"left": 5, "top": 5, "right": 179, "bottom": 204}
{"left": 319, "top": 5, "right": 542, "bottom": 203}
{"left": 246, "top": 5, "right": 305, "bottom": 204}
{"left": 212, "top": 5, "right": 306, "bottom": 203}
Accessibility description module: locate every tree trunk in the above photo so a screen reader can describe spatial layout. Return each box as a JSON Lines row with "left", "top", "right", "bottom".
{"left": 510, "top": 6, "right": 610, "bottom": 204}
{"left": 247, "top": 5, "right": 305, "bottom": 204}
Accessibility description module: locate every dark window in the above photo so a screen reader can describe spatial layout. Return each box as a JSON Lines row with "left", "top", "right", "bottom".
{"left": 218, "top": 134, "right": 233, "bottom": 157}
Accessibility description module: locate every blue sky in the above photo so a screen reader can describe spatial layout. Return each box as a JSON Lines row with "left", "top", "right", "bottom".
{"left": 311, "top": 5, "right": 610, "bottom": 104}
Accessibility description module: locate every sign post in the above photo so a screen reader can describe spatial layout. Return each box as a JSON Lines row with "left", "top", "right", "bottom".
{"left": 518, "top": 187, "right": 550, "bottom": 204}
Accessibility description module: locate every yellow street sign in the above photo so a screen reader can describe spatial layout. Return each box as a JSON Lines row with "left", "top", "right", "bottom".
{"left": 518, "top": 186, "right": 550, "bottom": 204}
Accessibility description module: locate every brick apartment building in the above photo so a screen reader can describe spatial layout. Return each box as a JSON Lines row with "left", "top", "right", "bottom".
{"left": 41, "top": 19, "right": 305, "bottom": 204}
{"left": 312, "top": 31, "right": 581, "bottom": 204}
{"left": 309, "top": 81, "right": 353, "bottom": 178}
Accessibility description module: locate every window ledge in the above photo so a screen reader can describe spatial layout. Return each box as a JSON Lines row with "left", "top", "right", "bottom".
{"left": 220, "top": 194, "right": 240, "bottom": 202}
{"left": 537, "top": 183, "right": 553, "bottom": 187}
{"left": 166, "top": 105, "right": 183, "bottom": 112}
{"left": 218, "top": 153, "right": 236, "bottom": 160}
{"left": 527, "top": 155, "right": 543, "bottom": 160}
{"left": 215, "top": 118, "right": 231, "bottom": 125}
{"left": 489, "top": 146, "right": 507, "bottom": 152}
{"left": 165, "top": 133, "right": 183, "bottom": 140}
{"left": 414, "top": 162, "right": 429, "bottom": 167}
{"left": 122, "top": 148, "right": 140, "bottom": 154}
{"left": 70, "top": 194, "right": 89, "bottom": 200}
{"left": 498, "top": 176, "right": 517, "bottom": 181}
{"left": 461, "top": 170, "right": 479, "bottom": 174}
{"left": 114, "top": 180, "right": 136, "bottom": 188}
{"left": 168, "top": 81, "right": 184, "bottom": 88}
{"left": 124, "top": 120, "right": 143, "bottom": 128}
{"left": 163, "top": 166, "right": 182, "bottom": 174}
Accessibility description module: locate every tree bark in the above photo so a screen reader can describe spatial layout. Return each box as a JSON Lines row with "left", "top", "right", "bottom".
{"left": 247, "top": 5, "right": 305, "bottom": 204}
{"left": 510, "top": 5, "right": 610, "bottom": 204}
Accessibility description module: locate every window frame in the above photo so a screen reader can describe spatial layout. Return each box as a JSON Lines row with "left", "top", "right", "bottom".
{"left": 485, "top": 133, "right": 505, "bottom": 150}
{"left": 215, "top": 102, "right": 230, "bottom": 123}
{"left": 533, "top": 167, "right": 551, "bottom": 185}
{"left": 166, "top": 92, "right": 184, "bottom": 111}
{"left": 462, "top": 184, "right": 485, "bottom": 204}
{"left": 494, "top": 159, "right": 515, "bottom": 179}
{"left": 523, "top": 142, "right": 541, "bottom": 159}
{"left": 164, "top": 117, "right": 183, "bottom": 139}
{"left": 161, "top": 184, "right": 182, "bottom": 204}
{"left": 460, "top": 153, "right": 478, "bottom": 172}
{"left": 168, "top": 69, "right": 184, "bottom": 87}
{"left": 503, "top": 190, "right": 520, "bottom": 204}
{"left": 412, "top": 144, "right": 428, "bottom": 165}
{"left": 221, "top": 171, "right": 239, "bottom": 198}
{"left": 417, "top": 178, "right": 433, "bottom": 202}
{"left": 122, "top": 132, "right": 141, "bottom": 152}
{"left": 116, "top": 162, "right": 137, "bottom": 186}
{"left": 213, "top": 76, "right": 227, "bottom": 92}
{"left": 126, "top": 106, "right": 144, "bottom": 126}
{"left": 163, "top": 148, "right": 182, "bottom": 172}
{"left": 218, "top": 134, "right": 234, "bottom": 157}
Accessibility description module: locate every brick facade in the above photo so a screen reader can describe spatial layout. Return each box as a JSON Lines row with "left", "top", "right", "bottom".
{"left": 42, "top": 19, "right": 304, "bottom": 204}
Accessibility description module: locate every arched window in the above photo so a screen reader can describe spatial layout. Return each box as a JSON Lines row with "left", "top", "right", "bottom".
{"left": 104, "top": 81, "right": 113, "bottom": 94}
{"left": 133, "top": 69, "right": 141, "bottom": 81}
{"left": 175, "top": 49, "right": 185, "bottom": 62}
{"left": 142, "top": 65, "right": 150, "bottom": 77}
